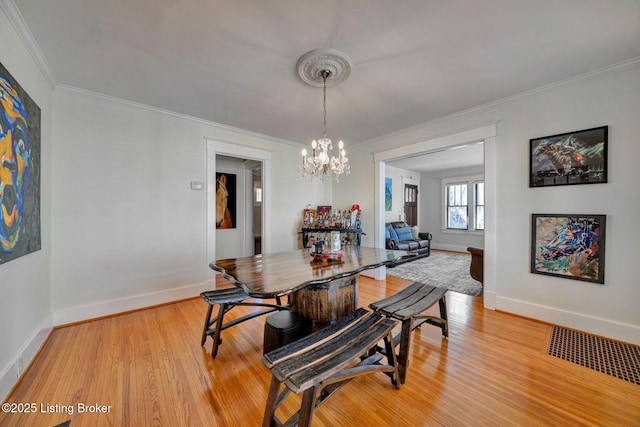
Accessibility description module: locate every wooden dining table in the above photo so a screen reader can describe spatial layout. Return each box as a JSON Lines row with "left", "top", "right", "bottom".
{"left": 210, "top": 246, "right": 412, "bottom": 330}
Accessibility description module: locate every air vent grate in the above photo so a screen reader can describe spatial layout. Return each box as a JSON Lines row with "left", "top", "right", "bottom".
{"left": 548, "top": 326, "right": 640, "bottom": 385}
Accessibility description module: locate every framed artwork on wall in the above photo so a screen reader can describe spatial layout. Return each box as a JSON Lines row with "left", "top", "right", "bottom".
{"left": 215, "top": 172, "right": 236, "bottom": 229}
{"left": 529, "top": 126, "right": 608, "bottom": 187}
{"left": 0, "top": 62, "right": 41, "bottom": 265}
{"left": 531, "top": 214, "right": 605, "bottom": 284}
{"left": 385, "top": 178, "right": 392, "bottom": 211}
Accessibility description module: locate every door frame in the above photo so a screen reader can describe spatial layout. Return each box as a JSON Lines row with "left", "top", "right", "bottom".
{"left": 373, "top": 123, "right": 497, "bottom": 309}
{"left": 206, "top": 138, "right": 272, "bottom": 285}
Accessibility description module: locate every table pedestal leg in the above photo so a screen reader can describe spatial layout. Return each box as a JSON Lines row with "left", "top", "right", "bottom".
{"left": 290, "top": 276, "right": 358, "bottom": 332}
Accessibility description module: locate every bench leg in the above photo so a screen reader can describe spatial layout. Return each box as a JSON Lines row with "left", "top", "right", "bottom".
{"left": 298, "top": 386, "right": 320, "bottom": 427}
{"left": 383, "top": 331, "right": 401, "bottom": 389}
{"left": 210, "top": 303, "right": 230, "bottom": 358}
{"left": 397, "top": 318, "right": 414, "bottom": 385}
{"left": 438, "top": 295, "right": 449, "bottom": 338}
{"left": 200, "top": 303, "right": 214, "bottom": 346}
{"left": 262, "top": 376, "right": 282, "bottom": 427}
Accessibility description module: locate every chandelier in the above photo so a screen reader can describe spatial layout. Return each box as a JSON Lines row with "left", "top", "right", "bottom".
{"left": 297, "top": 49, "right": 351, "bottom": 182}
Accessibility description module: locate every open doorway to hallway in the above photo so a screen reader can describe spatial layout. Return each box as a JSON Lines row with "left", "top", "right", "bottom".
{"left": 206, "top": 138, "right": 272, "bottom": 286}
{"left": 215, "top": 155, "right": 263, "bottom": 259}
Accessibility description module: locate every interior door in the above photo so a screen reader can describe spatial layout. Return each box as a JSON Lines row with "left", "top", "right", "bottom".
{"left": 404, "top": 184, "right": 418, "bottom": 226}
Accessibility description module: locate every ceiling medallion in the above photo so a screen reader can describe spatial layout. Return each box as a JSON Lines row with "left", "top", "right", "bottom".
{"left": 296, "top": 48, "right": 352, "bottom": 88}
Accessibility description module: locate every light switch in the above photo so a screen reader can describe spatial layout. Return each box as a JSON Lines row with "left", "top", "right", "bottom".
{"left": 190, "top": 181, "right": 204, "bottom": 190}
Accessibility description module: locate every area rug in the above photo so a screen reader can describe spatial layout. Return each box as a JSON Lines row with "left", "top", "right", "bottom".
{"left": 386, "top": 250, "right": 483, "bottom": 296}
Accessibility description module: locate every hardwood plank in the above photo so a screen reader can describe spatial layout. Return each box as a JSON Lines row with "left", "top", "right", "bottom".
{"left": 1, "top": 275, "right": 639, "bottom": 426}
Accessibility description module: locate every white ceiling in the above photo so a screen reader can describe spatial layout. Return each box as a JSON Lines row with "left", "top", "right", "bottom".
{"left": 10, "top": 0, "right": 640, "bottom": 153}
{"left": 387, "top": 142, "right": 484, "bottom": 174}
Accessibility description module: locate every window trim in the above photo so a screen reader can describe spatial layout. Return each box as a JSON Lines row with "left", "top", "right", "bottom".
{"left": 441, "top": 174, "right": 484, "bottom": 234}
{"left": 445, "top": 181, "right": 468, "bottom": 230}
{"left": 474, "top": 180, "right": 484, "bottom": 230}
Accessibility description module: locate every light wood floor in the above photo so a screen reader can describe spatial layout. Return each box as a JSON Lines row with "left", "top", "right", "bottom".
{"left": 2, "top": 275, "right": 639, "bottom": 427}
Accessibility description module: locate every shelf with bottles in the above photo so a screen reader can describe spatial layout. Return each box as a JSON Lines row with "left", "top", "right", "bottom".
{"left": 302, "top": 204, "right": 361, "bottom": 229}
{"left": 300, "top": 204, "right": 363, "bottom": 248}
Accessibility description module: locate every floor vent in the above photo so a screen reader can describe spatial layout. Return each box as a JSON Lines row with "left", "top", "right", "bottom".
{"left": 548, "top": 326, "right": 640, "bottom": 385}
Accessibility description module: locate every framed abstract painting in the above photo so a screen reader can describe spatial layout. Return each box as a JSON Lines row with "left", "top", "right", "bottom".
{"left": 531, "top": 214, "right": 605, "bottom": 284}
{"left": 530, "top": 126, "right": 607, "bottom": 187}
{"left": 1, "top": 62, "right": 41, "bottom": 265}
{"left": 385, "top": 178, "right": 392, "bottom": 211}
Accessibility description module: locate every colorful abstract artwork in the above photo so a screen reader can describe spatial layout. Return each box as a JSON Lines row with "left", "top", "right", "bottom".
{"left": 530, "top": 126, "right": 607, "bottom": 187}
{"left": 531, "top": 214, "right": 605, "bottom": 284}
{"left": 385, "top": 178, "right": 392, "bottom": 211}
{"left": 0, "top": 62, "right": 41, "bottom": 265}
{"left": 215, "top": 173, "right": 236, "bottom": 229}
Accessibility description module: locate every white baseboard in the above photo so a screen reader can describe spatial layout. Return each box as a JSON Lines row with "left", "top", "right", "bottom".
{"left": 496, "top": 296, "right": 640, "bottom": 345}
{"left": 431, "top": 243, "right": 470, "bottom": 253}
{"left": 0, "top": 315, "right": 53, "bottom": 402}
{"left": 2, "top": 282, "right": 212, "bottom": 402}
{"left": 482, "top": 290, "right": 496, "bottom": 310}
{"left": 53, "top": 282, "right": 211, "bottom": 326}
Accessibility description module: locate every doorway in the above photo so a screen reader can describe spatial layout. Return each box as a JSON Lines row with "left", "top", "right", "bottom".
{"left": 373, "top": 124, "right": 497, "bottom": 308}
{"left": 206, "top": 139, "right": 272, "bottom": 285}
{"left": 404, "top": 183, "right": 418, "bottom": 227}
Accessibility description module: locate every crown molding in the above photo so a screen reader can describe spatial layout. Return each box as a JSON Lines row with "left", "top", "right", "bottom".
{"left": 359, "top": 56, "right": 640, "bottom": 147}
{"left": 1, "top": 0, "right": 57, "bottom": 88}
{"left": 55, "top": 84, "right": 302, "bottom": 148}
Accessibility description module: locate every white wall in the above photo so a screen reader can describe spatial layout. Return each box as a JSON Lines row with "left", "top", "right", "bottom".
{"left": 340, "top": 62, "right": 640, "bottom": 344}
{"left": 383, "top": 165, "right": 421, "bottom": 224}
{"left": 0, "top": 5, "right": 53, "bottom": 400}
{"left": 50, "top": 87, "right": 332, "bottom": 324}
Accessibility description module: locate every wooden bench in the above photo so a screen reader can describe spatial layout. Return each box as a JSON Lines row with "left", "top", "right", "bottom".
{"left": 369, "top": 282, "right": 448, "bottom": 384}
{"left": 200, "top": 288, "right": 288, "bottom": 358}
{"left": 262, "top": 308, "right": 400, "bottom": 427}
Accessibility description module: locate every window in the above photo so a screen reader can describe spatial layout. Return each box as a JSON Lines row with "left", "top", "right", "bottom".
{"left": 446, "top": 183, "right": 468, "bottom": 229}
{"left": 475, "top": 181, "right": 484, "bottom": 230}
{"left": 442, "top": 175, "right": 484, "bottom": 232}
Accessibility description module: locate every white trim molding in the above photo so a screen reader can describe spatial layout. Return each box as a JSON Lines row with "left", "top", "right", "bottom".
{"left": 497, "top": 296, "right": 640, "bottom": 346}
{"left": 0, "top": 0, "right": 57, "bottom": 88}
{"left": 0, "top": 315, "right": 53, "bottom": 401}
{"left": 52, "top": 282, "right": 210, "bottom": 326}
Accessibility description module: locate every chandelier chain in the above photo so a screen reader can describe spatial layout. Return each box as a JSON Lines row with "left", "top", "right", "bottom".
{"left": 322, "top": 70, "right": 328, "bottom": 139}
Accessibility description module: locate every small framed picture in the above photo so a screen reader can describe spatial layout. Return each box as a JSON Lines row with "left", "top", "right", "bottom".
{"left": 530, "top": 126, "right": 607, "bottom": 187}
{"left": 531, "top": 214, "right": 605, "bottom": 284}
